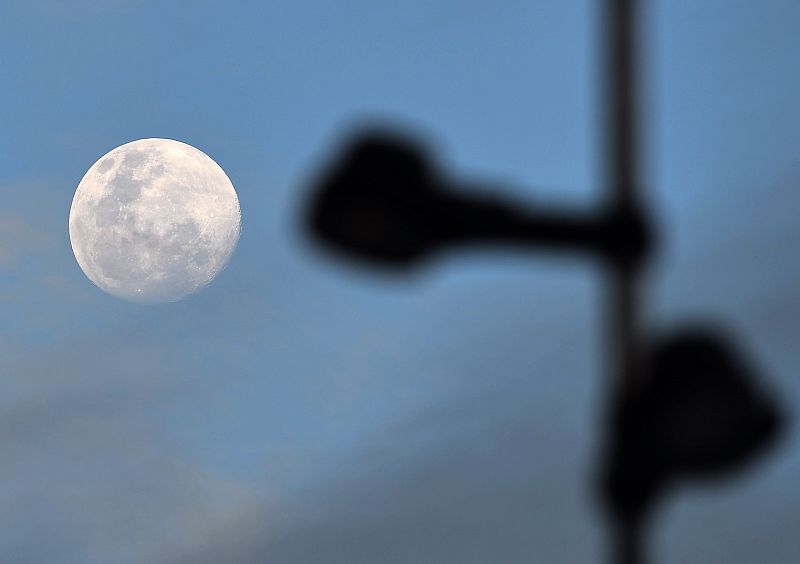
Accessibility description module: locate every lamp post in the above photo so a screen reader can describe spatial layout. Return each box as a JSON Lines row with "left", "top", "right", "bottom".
{"left": 302, "top": 3, "right": 783, "bottom": 563}
{"left": 605, "top": 0, "right": 644, "bottom": 397}
{"left": 605, "top": 1, "right": 647, "bottom": 562}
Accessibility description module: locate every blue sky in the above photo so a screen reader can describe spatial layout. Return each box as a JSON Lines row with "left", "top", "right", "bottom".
{"left": 1, "top": 1, "right": 799, "bottom": 562}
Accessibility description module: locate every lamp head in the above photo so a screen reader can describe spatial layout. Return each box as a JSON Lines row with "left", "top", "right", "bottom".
{"left": 306, "top": 133, "right": 451, "bottom": 267}
{"left": 599, "top": 326, "right": 785, "bottom": 524}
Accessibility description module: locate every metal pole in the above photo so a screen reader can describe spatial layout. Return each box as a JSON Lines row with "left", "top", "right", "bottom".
{"left": 605, "top": 1, "right": 645, "bottom": 563}
{"left": 606, "top": 0, "right": 641, "bottom": 393}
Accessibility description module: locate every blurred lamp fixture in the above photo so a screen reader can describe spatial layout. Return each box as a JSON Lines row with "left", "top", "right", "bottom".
{"left": 302, "top": 1, "right": 785, "bottom": 563}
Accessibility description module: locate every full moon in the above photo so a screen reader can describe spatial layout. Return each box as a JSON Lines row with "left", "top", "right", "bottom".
{"left": 69, "top": 138, "right": 241, "bottom": 303}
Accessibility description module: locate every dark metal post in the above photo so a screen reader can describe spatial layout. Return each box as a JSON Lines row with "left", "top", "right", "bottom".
{"left": 605, "top": 1, "right": 645, "bottom": 563}
{"left": 606, "top": 0, "right": 642, "bottom": 394}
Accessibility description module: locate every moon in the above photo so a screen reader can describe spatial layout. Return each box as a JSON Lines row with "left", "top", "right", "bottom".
{"left": 69, "top": 138, "right": 241, "bottom": 303}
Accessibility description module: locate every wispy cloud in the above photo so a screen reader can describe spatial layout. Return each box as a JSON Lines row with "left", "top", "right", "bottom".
{"left": 0, "top": 331, "right": 261, "bottom": 564}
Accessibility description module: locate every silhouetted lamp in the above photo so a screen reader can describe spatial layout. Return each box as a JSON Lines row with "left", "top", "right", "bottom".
{"left": 302, "top": 129, "right": 785, "bottom": 564}
{"left": 301, "top": 0, "right": 789, "bottom": 560}
{"left": 307, "top": 132, "right": 651, "bottom": 269}
{"left": 600, "top": 327, "right": 784, "bottom": 527}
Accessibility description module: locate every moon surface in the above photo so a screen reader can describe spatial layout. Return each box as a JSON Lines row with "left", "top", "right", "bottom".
{"left": 69, "top": 139, "right": 241, "bottom": 303}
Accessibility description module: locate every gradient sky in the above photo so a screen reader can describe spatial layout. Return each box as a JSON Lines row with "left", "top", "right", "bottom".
{"left": 1, "top": 1, "right": 799, "bottom": 562}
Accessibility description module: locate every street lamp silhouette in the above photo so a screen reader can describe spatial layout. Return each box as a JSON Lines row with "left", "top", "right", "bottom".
{"left": 307, "top": 132, "right": 650, "bottom": 270}
{"left": 301, "top": 1, "right": 785, "bottom": 563}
